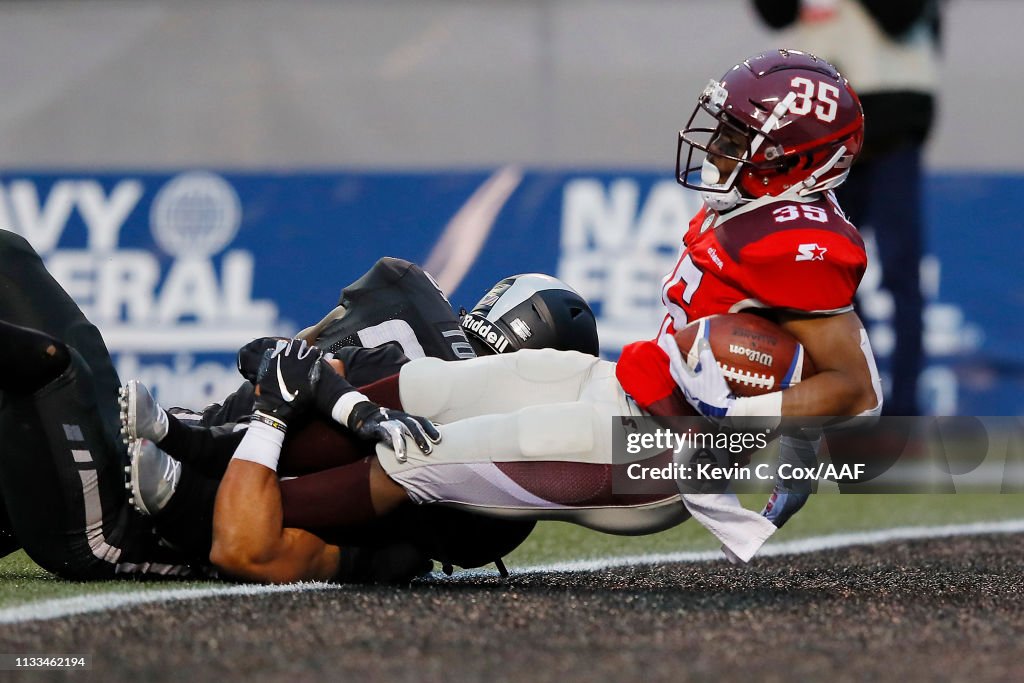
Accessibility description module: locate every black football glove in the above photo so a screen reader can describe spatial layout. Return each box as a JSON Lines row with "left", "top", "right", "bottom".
{"left": 237, "top": 336, "right": 289, "bottom": 383}
{"left": 252, "top": 338, "right": 322, "bottom": 431}
{"left": 761, "top": 488, "right": 810, "bottom": 528}
{"left": 347, "top": 400, "right": 440, "bottom": 462}
{"left": 314, "top": 357, "right": 360, "bottom": 417}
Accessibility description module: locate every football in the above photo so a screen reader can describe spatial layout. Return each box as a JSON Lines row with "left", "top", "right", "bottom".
{"left": 673, "top": 313, "right": 816, "bottom": 397}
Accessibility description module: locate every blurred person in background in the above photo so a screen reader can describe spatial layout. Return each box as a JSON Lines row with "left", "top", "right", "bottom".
{"left": 752, "top": 0, "right": 942, "bottom": 416}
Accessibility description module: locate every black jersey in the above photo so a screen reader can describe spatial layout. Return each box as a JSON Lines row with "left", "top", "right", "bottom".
{"left": 0, "top": 230, "right": 195, "bottom": 579}
{"left": 314, "top": 257, "right": 476, "bottom": 362}
{"left": 199, "top": 258, "right": 474, "bottom": 427}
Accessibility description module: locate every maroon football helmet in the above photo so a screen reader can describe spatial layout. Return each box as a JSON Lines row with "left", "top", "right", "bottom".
{"left": 677, "top": 49, "right": 864, "bottom": 211}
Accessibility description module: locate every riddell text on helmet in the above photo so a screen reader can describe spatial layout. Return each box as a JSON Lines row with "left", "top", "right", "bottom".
{"left": 461, "top": 316, "right": 511, "bottom": 353}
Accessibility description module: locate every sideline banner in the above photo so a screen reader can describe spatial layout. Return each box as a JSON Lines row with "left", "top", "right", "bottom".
{"left": 0, "top": 170, "right": 1015, "bottom": 415}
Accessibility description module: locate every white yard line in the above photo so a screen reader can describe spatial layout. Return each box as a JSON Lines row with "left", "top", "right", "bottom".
{"left": 2, "top": 519, "right": 1023, "bottom": 625}
{"left": 0, "top": 582, "right": 347, "bottom": 625}
{"left": 511, "top": 518, "right": 1024, "bottom": 574}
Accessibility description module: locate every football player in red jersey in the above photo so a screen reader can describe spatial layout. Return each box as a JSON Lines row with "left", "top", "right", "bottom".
{"left": 212, "top": 51, "right": 886, "bottom": 583}
{"left": 613, "top": 49, "right": 883, "bottom": 528}
{"left": 617, "top": 49, "right": 881, "bottom": 425}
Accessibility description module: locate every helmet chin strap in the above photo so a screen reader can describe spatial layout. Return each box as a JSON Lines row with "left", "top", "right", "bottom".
{"left": 700, "top": 159, "right": 746, "bottom": 211}
{"left": 779, "top": 144, "right": 850, "bottom": 200}
{"left": 705, "top": 142, "right": 850, "bottom": 209}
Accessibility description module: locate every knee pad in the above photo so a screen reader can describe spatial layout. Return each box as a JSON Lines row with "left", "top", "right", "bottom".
{"left": 398, "top": 356, "right": 455, "bottom": 419}
{"left": 507, "top": 349, "right": 598, "bottom": 384}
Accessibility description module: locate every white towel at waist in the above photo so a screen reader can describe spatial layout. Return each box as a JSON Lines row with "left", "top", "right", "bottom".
{"left": 681, "top": 493, "right": 777, "bottom": 563}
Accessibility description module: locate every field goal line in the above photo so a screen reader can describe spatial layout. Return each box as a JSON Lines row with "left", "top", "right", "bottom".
{"left": 2, "top": 518, "right": 1023, "bottom": 625}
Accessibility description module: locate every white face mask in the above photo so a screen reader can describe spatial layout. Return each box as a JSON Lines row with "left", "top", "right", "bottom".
{"left": 699, "top": 158, "right": 744, "bottom": 212}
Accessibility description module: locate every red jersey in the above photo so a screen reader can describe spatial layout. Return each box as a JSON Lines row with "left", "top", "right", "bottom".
{"left": 616, "top": 192, "right": 866, "bottom": 414}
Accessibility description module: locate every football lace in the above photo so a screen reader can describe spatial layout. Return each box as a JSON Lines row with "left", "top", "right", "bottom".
{"left": 718, "top": 363, "right": 775, "bottom": 391}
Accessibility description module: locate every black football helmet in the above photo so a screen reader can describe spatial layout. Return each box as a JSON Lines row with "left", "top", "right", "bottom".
{"left": 461, "top": 274, "right": 599, "bottom": 357}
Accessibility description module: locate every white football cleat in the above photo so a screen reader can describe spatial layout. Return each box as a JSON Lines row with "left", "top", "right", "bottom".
{"left": 119, "top": 379, "right": 169, "bottom": 445}
{"left": 127, "top": 438, "right": 181, "bottom": 516}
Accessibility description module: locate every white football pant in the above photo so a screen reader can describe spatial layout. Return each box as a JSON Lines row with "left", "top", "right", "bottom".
{"left": 375, "top": 349, "right": 691, "bottom": 535}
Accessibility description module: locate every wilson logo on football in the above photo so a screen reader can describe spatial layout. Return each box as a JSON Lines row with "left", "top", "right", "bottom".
{"left": 795, "top": 243, "right": 827, "bottom": 262}
{"left": 728, "top": 344, "right": 773, "bottom": 367}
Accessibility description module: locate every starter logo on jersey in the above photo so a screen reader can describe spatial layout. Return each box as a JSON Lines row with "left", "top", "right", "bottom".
{"left": 795, "top": 243, "right": 827, "bottom": 262}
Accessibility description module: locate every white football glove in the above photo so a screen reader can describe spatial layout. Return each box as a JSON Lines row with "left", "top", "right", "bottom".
{"left": 676, "top": 339, "right": 736, "bottom": 422}
{"left": 662, "top": 334, "right": 783, "bottom": 427}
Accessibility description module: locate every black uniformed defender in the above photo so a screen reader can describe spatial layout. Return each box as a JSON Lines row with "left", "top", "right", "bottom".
{"left": 126, "top": 259, "right": 601, "bottom": 575}
{"left": 0, "top": 230, "right": 196, "bottom": 579}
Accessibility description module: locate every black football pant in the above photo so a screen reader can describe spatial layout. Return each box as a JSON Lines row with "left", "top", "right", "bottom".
{"left": 0, "top": 230, "right": 195, "bottom": 579}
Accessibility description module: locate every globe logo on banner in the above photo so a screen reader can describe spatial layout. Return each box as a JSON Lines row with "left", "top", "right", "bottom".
{"left": 114, "top": 171, "right": 282, "bottom": 406}
{"left": 150, "top": 172, "right": 242, "bottom": 258}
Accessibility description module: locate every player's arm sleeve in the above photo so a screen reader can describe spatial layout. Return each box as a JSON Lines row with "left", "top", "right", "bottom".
{"left": 332, "top": 344, "right": 410, "bottom": 386}
{"left": 615, "top": 340, "right": 677, "bottom": 412}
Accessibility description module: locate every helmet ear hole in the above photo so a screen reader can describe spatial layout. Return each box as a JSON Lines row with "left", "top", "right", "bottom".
{"left": 569, "top": 306, "right": 585, "bottom": 319}
{"left": 780, "top": 155, "right": 800, "bottom": 172}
